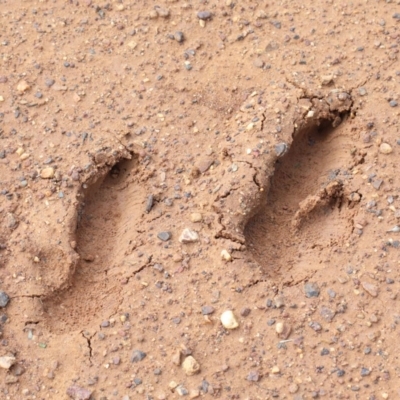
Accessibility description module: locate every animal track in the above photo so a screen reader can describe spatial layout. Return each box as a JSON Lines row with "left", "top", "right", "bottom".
{"left": 43, "top": 156, "right": 148, "bottom": 333}
{"left": 244, "top": 120, "right": 360, "bottom": 283}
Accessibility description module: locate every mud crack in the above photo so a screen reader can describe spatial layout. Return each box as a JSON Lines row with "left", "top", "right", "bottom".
{"left": 81, "top": 330, "right": 95, "bottom": 364}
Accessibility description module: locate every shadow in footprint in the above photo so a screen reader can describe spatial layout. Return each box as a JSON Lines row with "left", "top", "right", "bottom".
{"left": 43, "top": 156, "right": 146, "bottom": 333}
{"left": 244, "top": 121, "right": 360, "bottom": 282}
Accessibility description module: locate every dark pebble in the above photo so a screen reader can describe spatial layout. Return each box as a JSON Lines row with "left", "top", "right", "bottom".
{"left": 45, "top": 78, "right": 55, "bottom": 87}
{"left": 154, "top": 368, "right": 162, "bottom": 375}
{"left": 197, "top": 11, "right": 212, "bottom": 20}
{"left": 157, "top": 231, "right": 171, "bottom": 241}
{"left": 337, "top": 369, "right": 345, "bottom": 377}
{"left": 270, "top": 20, "right": 281, "bottom": 29}
{"left": 35, "top": 92, "right": 43, "bottom": 99}
{"left": 174, "top": 31, "right": 184, "bottom": 42}
{"left": 240, "top": 307, "right": 251, "bottom": 317}
{"left": 361, "top": 367, "right": 371, "bottom": 376}
{"left": 304, "top": 282, "right": 320, "bottom": 298}
{"left": 364, "top": 347, "right": 371, "bottom": 354}
{"left": 200, "top": 380, "right": 209, "bottom": 393}
{"left": 0, "top": 291, "right": 10, "bottom": 308}
{"left": 389, "top": 100, "right": 398, "bottom": 107}
{"left": 267, "top": 319, "right": 276, "bottom": 326}
{"left": 201, "top": 306, "right": 215, "bottom": 315}
{"left": 131, "top": 350, "right": 146, "bottom": 363}
{"left": 393, "top": 13, "right": 400, "bottom": 20}
{"left": 309, "top": 321, "right": 322, "bottom": 331}
{"left": 100, "top": 320, "right": 110, "bottom": 328}
{"left": 133, "top": 378, "right": 142, "bottom": 385}
{"left": 275, "top": 143, "right": 288, "bottom": 157}
{"left": 247, "top": 370, "right": 260, "bottom": 382}
{"left": 327, "top": 288, "right": 336, "bottom": 298}
{"left": 145, "top": 195, "right": 154, "bottom": 213}
{"left": 320, "top": 348, "right": 330, "bottom": 356}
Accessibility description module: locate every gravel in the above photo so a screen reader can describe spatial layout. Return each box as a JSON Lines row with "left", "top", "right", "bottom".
{"left": 131, "top": 350, "right": 146, "bottom": 363}
{"left": 304, "top": 282, "right": 320, "bottom": 298}
{"left": 0, "top": 291, "right": 10, "bottom": 308}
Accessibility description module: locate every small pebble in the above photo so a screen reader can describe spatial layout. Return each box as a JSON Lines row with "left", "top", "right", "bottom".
{"left": 379, "top": 143, "right": 393, "bottom": 154}
{"left": 271, "top": 366, "right": 280, "bottom": 374}
{"left": 220, "top": 310, "right": 239, "bottom": 329}
{"left": 304, "top": 282, "right": 320, "bottom": 298}
{"left": 289, "top": 383, "right": 299, "bottom": 393}
{"left": 66, "top": 385, "right": 92, "bottom": 400}
{"left": 45, "top": 78, "right": 55, "bottom": 87}
{"left": 275, "top": 321, "right": 291, "bottom": 339}
{"left": 131, "top": 350, "right": 146, "bottom": 363}
{"left": 155, "top": 6, "right": 170, "bottom": 18}
{"left": 361, "top": 281, "right": 379, "bottom": 297}
{"left": 40, "top": 167, "right": 55, "bottom": 179}
{"left": 389, "top": 100, "right": 398, "bottom": 107}
{"left": 182, "top": 356, "right": 200, "bottom": 376}
{"left": 221, "top": 249, "right": 232, "bottom": 261}
{"left": 157, "top": 231, "right": 171, "bottom": 242}
{"left": 247, "top": 370, "right": 260, "bottom": 381}
{"left": 174, "top": 31, "right": 184, "bottom": 43}
{"left": 320, "top": 348, "right": 330, "bottom": 356}
{"left": 201, "top": 306, "right": 215, "bottom": 315}
{"left": 361, "top": 367, "right": 371, "bottom": 376}
{"left": 0, "top": 356, "right": 16, "bottom": 369}
{"left": 190, "top": 213, "right": 202, "bottom": 222}
{"left": 240, "top": 307, "right": 251, "bottom": 317}
{"left": 253, "top": 58, "right": 264, "bottom": 68}
{"left": 0, "top": 291, "right": 10, "bottom": 308}
{"left": 178, "top": 228, "right": 199, "bottom": 243}
{"left": 275, "top": 143, "right": 288, "bottom": 157}
{"left": 176, "top": 385, "right": 188, "bottom": 396}
{"left": 358, "top": 87, "right": 367, "bottom": 96}
{"left": 17, "top": 80, "right": 30, "bottom": 93}
{"left": 197, "top": 11, "right": 212, "bottom": 20}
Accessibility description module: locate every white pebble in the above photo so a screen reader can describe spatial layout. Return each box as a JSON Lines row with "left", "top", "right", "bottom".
{"left": 221, "top": 249, "right": 232, "bottom": 261}
{"left": 220, "top": 310, "right": 239, "bottom": 329}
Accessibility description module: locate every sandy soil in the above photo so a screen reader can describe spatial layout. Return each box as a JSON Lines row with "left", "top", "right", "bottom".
{"left": 1, "top": 0, "right": 400, "bottom": 399}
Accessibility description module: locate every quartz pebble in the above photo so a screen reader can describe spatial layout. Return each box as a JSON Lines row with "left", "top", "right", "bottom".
{"left": 17, "top": 80, "right": 30, "bottom": 93}
{"left": 40, "top": 167, "right": 55, "bottom": 179}
{"left": 182, "top": 356, "right": 200, "bottom": 376}
{"left": 275, "top": 321, "right": 291, "bottom": 339}
{"left": 190, "top": 213, "right": 202, "bottom": 222}
{"left": 379, "top": 143, "right": 393, "bottom": 154}
{"left": 221, "top": 249, "right": 232, "bottom": 261}
{"left": 179, "top": 228, "right": 199, "bottom": 243}
{"left": 220, "top": 310, "right": 239, "bottom": 329}
{"left": 0, "top": 356, "right": 16, "bottom": 369}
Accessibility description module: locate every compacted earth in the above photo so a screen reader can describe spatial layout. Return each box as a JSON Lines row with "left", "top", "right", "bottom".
{"left": 1, "top": 0, "right": 400, "bottom": 399}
